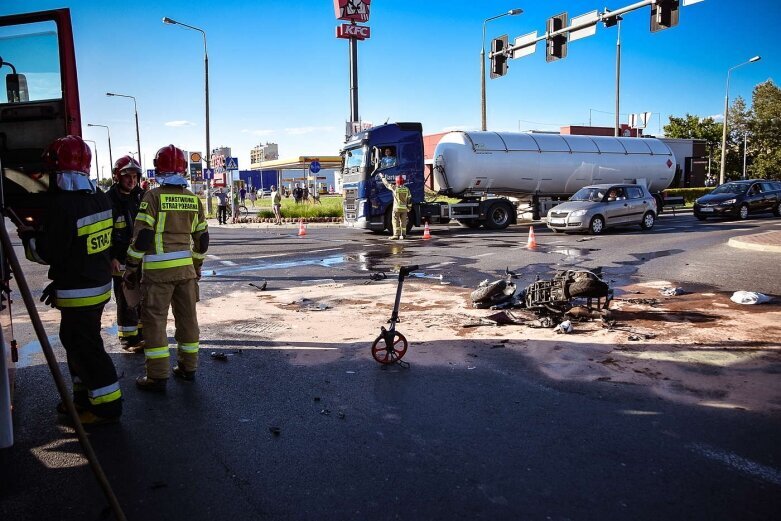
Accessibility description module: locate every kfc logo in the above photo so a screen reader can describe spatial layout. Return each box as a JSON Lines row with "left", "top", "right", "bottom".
{"left": 336, "top": 23, "right": 371, "bottom": 40}
{"left": 334, "top": 0, "right": 371, "bottom": 22}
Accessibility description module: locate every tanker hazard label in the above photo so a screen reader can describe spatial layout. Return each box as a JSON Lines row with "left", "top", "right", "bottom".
{"left": 160, "top": 194, "right": 198, "bottom": 212}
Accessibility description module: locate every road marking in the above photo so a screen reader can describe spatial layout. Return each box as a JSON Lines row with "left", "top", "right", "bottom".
{"left": 307, "top": 247, "right": 344, "bottom": 254}
{"left": 251, "top": 253, "right": 290, "bottom": 260}
{"left": 253, "top": 345, "right": 339, "bottom": 351}
{"left": 474, "top": 252, "right": 494, "bottom": 258}
{"left": 220, "top": 260, "right": 237, "bottom": 266}
{"left": 688, "top": 443, "right": 781, "bottom": 486}
{"left": 206, "top": 254, "right": 221, "bottom": 260}
{"left": 428, "top": 261, "right": 456, "bottom": 269}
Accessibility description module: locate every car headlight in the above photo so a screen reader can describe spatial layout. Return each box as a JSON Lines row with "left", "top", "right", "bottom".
{"left": 570, "top": 210, "right": 587, "bottom": 217}
{"left": 722, "top": 198, "right": 736, "bottom": 205}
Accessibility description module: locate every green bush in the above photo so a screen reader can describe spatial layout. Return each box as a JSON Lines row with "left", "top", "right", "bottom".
{"left": 663, "top": 187, "right": 714, "bottom": 204}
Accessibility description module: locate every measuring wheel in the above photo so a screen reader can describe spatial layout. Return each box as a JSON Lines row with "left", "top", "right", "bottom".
{"left": 371, "top": 329, "right": 408, "bottom": 365}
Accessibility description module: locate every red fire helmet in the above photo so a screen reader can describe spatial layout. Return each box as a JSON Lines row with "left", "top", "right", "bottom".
{"left": 154, "top": 144, "right": 187, "bottom": 174}
{"left": 43, "top": 135, "right": 92, "bottom": 175}
{"left": 395, "top": 175, "right": 404, "bottom": 186}
{"left": 113, "top": 155, "right": 142, "bottom": 178}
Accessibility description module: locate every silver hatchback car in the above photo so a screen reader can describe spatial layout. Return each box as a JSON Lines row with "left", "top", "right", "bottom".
{"left": 546, "top": 184, "right": 658, "bottom": 234}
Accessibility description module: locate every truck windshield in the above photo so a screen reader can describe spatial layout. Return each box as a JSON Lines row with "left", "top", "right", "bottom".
{"left": 0, "top": 21, "right": 62, "bottom": 103}
{"left": 344, "top": 146, "right": 365, "bottom": 170}
{"left": 711, "top": 183, "right": 748, "bottom": 195}
{"left": 570, "top": 187, "right": 605, "bottom": 202}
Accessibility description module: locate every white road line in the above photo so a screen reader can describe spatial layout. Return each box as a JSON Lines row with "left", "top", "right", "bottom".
{"left": 250, "top": 253, "right": 290, "bottom": 260}
{"left": 688, "top": 443, "right": 781, "bottom": 486}
{"left": 206, "top": 254, "right": 221, "bottom": 260}
{"left": 307, "top": 247, "right": 344, "bottom": 254}
{"left": 428, "top": 261, "right": 456, "bottom": 269}
{"left": 474, "top": 252, "right": 494, "bottom": 258}
{"left": 220, "top": 260, "right": 238, "bottom": 266}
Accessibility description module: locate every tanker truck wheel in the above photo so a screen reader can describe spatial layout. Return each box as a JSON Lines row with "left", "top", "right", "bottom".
{"left": 484, "top": 200, "right": 514, "bottom": 230}
{"left": 588, "top": 215, "right": 605, "bottom": 235}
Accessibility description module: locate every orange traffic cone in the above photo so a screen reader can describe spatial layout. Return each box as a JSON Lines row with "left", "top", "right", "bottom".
{"left": 526, "top": 226, "right": 537, "bottom": 249}
{"left": 298, "top": 219, "right": 307, "bottom": 237}
{"left": 422, "top": 222, "right": 432, "bottom": 240}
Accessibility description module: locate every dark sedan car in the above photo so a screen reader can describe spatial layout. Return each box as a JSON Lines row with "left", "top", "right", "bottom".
{"left": 694, "top": 180, "right": 781, "bottom": 220}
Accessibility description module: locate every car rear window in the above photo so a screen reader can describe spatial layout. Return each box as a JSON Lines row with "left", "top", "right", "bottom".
{"left": 626, "top": 186, "right": 644, "bottom": 199}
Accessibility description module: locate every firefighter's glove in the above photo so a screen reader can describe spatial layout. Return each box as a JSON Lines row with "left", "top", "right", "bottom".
{"left": 195, "top": 265, "right": 202, "bottom": 281}
{"left": 123, "top": 265, "right": 141, "bottom": 290}
{"left": 40, "top": 283, "right": 55, "bottom": 308}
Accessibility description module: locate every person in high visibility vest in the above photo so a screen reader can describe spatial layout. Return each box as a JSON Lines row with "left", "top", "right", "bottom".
{"left": 124, "top": 145, "right": 209, "bottom": 392}
{"left": 21, "top": 135, "right": 122, "bottom": 425}
{"left": 378, "top": 174, "right": 411, "bottom": 240}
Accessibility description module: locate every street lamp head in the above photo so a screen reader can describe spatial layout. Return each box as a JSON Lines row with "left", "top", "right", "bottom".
{"left": 508, "top": 9, "right": 523, "bottom": 15}
{"left": 87, "top": 123, "right": 96, "bottom": 127}
{"left": 750, "top": 55, "right": 761, "bottom": 63}
{"left": 106, "top": 92, "right": 115, "bottom": 96}
{"left": 162, "top": 17, "right": 177, "bottom": 25}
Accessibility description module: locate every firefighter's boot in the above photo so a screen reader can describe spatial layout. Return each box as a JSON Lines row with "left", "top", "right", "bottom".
{"left": 173, "top": 363, "right": 196, "bottom": 381}
{"left": 135, "top": 375, "right": 168, "bottom": 392}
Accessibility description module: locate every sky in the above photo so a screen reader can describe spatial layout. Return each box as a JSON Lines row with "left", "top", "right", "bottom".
{"left": 2, "top": 0, "right": 778, "bottom": 177}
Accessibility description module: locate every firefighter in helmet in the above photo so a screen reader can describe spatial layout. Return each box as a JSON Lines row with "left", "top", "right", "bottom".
{"left": 21, "top": 135, "right": 122, "bottom": 425}
{"left": 377, "top": 174, "right": 411, "bottom": 240}
{"left": 124, "top": 145, "right": 209, "bottom": 391}
{"left": 107, "top": 155, "right": 145, "bottom": 351}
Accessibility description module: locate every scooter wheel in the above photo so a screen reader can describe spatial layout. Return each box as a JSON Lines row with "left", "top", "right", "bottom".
{"left": 371, "top": 331, "right": 408, "bottom": 364}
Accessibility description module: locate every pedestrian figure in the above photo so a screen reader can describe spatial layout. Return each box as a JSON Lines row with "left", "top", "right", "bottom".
{"left": 21, "top": 135, "right": 122, "bottom": 424}
{"left": 125, "top": 144, "right": 209, "bottom": 392}
{"left": 107, "top": 155, "right": 145, "bottom": 352}
{"left": 271, "top": 184, "right": 282, "bottom": 225}
{"left": 239, "top": 186, "right": 246, "bottom": 205}
{"left": 215, "top": 188, "right": 229, "bottom": 224}
{"left": 248, "top": 188, "right": 257, "bottom": 207}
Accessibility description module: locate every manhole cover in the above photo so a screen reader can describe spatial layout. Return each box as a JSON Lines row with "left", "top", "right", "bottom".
{"left": 231, "top": 321, "right": 284, "bottom": 337}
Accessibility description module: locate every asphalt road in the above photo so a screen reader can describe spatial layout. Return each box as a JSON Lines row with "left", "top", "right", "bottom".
{"left": 2, "top": 213, "right": 780, "bottom": 521}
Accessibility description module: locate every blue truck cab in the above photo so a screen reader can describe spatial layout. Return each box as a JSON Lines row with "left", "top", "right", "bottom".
{"left": 341, "top": 122, "right": 425, "bottom": 232}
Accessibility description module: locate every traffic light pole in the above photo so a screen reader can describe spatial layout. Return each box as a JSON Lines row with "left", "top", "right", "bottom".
{"left": 615, "top": 19, "right": 621, "bottom": 137}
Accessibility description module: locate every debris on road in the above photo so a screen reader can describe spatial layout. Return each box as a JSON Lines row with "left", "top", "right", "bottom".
{"left": 616, "top": 297, "right": 660, "bottom": 306}
{"left": 210, "top": 352, "right": 228, "bottom": 361}
{"left": 268, "top": 426, "right": 281, "bottom": 436}
{"left": 730, "top": 291, "right": 772, "bottom": 305}
{"left": 249, "top": 281, "right": 268, "bottom": 291}
{"left": 320, "top": 409, "right": 331, "bottom": 416}
{"left": 364, "top": 272, "right": 388, "bottom": 284}
{"left": 553, "top": 320, "right": 573, "bottom": 334}
{"left": 660, "top": 287, "right": 688, "bottom": 297}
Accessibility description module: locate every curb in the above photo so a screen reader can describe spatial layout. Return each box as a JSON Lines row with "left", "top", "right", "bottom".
{"left": 727, "top": 231, "right": 781, "bottom": 253}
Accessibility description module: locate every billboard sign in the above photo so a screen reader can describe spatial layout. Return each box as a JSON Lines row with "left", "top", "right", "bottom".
{"left": 336, "top": 23, "right": 371, "bottom": 40}
{"left": 334, "top": 0, "right": 371, "bottom": 22}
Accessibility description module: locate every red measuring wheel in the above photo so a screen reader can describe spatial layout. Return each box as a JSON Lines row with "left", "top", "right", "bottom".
{"left": 371, "top": 330, "right": 408, "bottom": 365}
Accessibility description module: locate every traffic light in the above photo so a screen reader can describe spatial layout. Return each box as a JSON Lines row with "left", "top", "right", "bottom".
{"left": 490, "top": 35, "right": 509, "bottom": 79}
{"left": 651, "top": 0, "right": 679, "bottom": 32}
{"left": 546, "top": 12, "right": 568, "bottom": 62}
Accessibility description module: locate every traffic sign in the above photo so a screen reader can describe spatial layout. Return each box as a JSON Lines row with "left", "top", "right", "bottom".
{"left": 309, "top": 160, "right": 321, "bottom": 174}
{"left": 146, "top": 169, "right": 155, "bottom": 179}
{"left": 203, "top": 168, "right": 214, "bottom": 180}
{"left": 225, "top": 157, "right": 239, "bottom": 170}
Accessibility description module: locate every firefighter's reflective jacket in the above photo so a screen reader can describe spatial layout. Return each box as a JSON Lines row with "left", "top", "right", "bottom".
{"left": 25, "top": 191, "right": 114, "bottom": 309}
{"left": 380, "top": 177, "right": 411, "bottom": 212}
{"left": 126, "top": 186, "right": 209, "bottom": 282}
{"left": 107, "top": 184, "right": 144, "bottom": 270}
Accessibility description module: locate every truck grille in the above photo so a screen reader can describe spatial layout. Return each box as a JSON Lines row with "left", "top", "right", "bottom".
{"left": 344, "top": 188, "right": 357, "bottom": 212}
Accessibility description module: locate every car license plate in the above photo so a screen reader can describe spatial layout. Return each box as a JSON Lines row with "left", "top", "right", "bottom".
{"left": 549, "top": 218, "right": 565, "bottom": 225}
{"left": 700, "top": 207, "right": 714, "bottom": 213}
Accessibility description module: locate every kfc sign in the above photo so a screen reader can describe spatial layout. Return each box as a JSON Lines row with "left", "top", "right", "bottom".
{"left": 334, "top": 0, "right": 371, "bottom": 22}
{"left": 336, "top": 23, "right": 371, "bottom": 40}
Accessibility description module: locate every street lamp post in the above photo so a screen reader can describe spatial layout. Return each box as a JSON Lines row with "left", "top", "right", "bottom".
{"left": 87, "top": 123, "right": 113, "bottom": 183}
{"left": 83, "top": 139, "right": 99, "bottom": 182}
{"left": 106, "top": 92, "right": 141, "bottom": 168}
{"left": 163, "top": 16, "right": 212, "bottom": 214}
{"left": 719, "top": 56, "right": 760, "bottom": 185}
{"left": 481, "top": 8, "right": 522, "bottom": 132}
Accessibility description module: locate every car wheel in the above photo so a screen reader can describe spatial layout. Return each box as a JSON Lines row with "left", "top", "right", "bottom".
{"left": 640, "top": 211, "right": 655, "bottom": 230}
{"left": 695, "top": 214, "right": 707, "bottom": 221}
{"left": 470, "top": 280, "right": 508, "bottom": 304}
{"left": 738, "top": 204, "right": 749, "bottom": 220}
{"left": 774, "top": 201, "right": 781, "bottom": 217}
{"left": 589, "top": 215, "right": 605, "bottom": 235}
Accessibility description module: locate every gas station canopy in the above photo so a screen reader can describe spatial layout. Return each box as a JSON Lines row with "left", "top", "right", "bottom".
{"left": 258, "top": 156, "right": 342, "bottom": 170}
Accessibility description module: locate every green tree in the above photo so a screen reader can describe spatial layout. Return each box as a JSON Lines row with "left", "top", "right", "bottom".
{"left": 724, "top": 96, "right": 750, "bottom": 179}
{"left": 663, "top": 113, "right": 722, "bottom": 179}
{"left": 748, "top": 80, "right": 781, "bottom": 179}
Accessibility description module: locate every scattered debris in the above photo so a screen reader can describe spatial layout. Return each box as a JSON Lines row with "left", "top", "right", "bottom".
{"left": 553, "top": 320, "right": 573, "bottom": 334}
{"left": 660, "top": 287, "right": 688, "bottom": 297}
{"left": 410, "top": 272, "right": 444, "bottom": 281}
{"left": 268, "top": 426, "right": 281, "bottom": 436}
{"left": 628, "top": 334, "right": 642, "bottom": 341}
{"left": 320, "top": 408, "right": 331, "bottom": 416}
{"left": 249, "top": 281, "right": 268, "bottom": 291}
{"left": 576, "top": 237, "right": 596, "bottom": 242}
{"left": 471, "top": 268, "right": 519, "bottom": 309}
{"left": 210, "top": 352, "right": 228, "bottom": 361}
{"left": 313, "top": 396, "right": 321, "bottom": 402}
{"left": 337, "top": 411, "right": 346, "bottom": 419}
{"left": 730, "top": 291, "right": 772, "bottom": 305}
{"left": 616, "top": 297, "right": 659, "bottom": 306}
{"left": 364, "top": 272, "right": 388, "bottom": 284}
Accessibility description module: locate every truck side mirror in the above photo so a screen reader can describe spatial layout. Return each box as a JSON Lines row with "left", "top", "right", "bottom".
{"left": 6, "top": 73, "right": 29, "bottom": 103}
{"left": 371, "top": 146, "right": 380, "bottom": 167}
